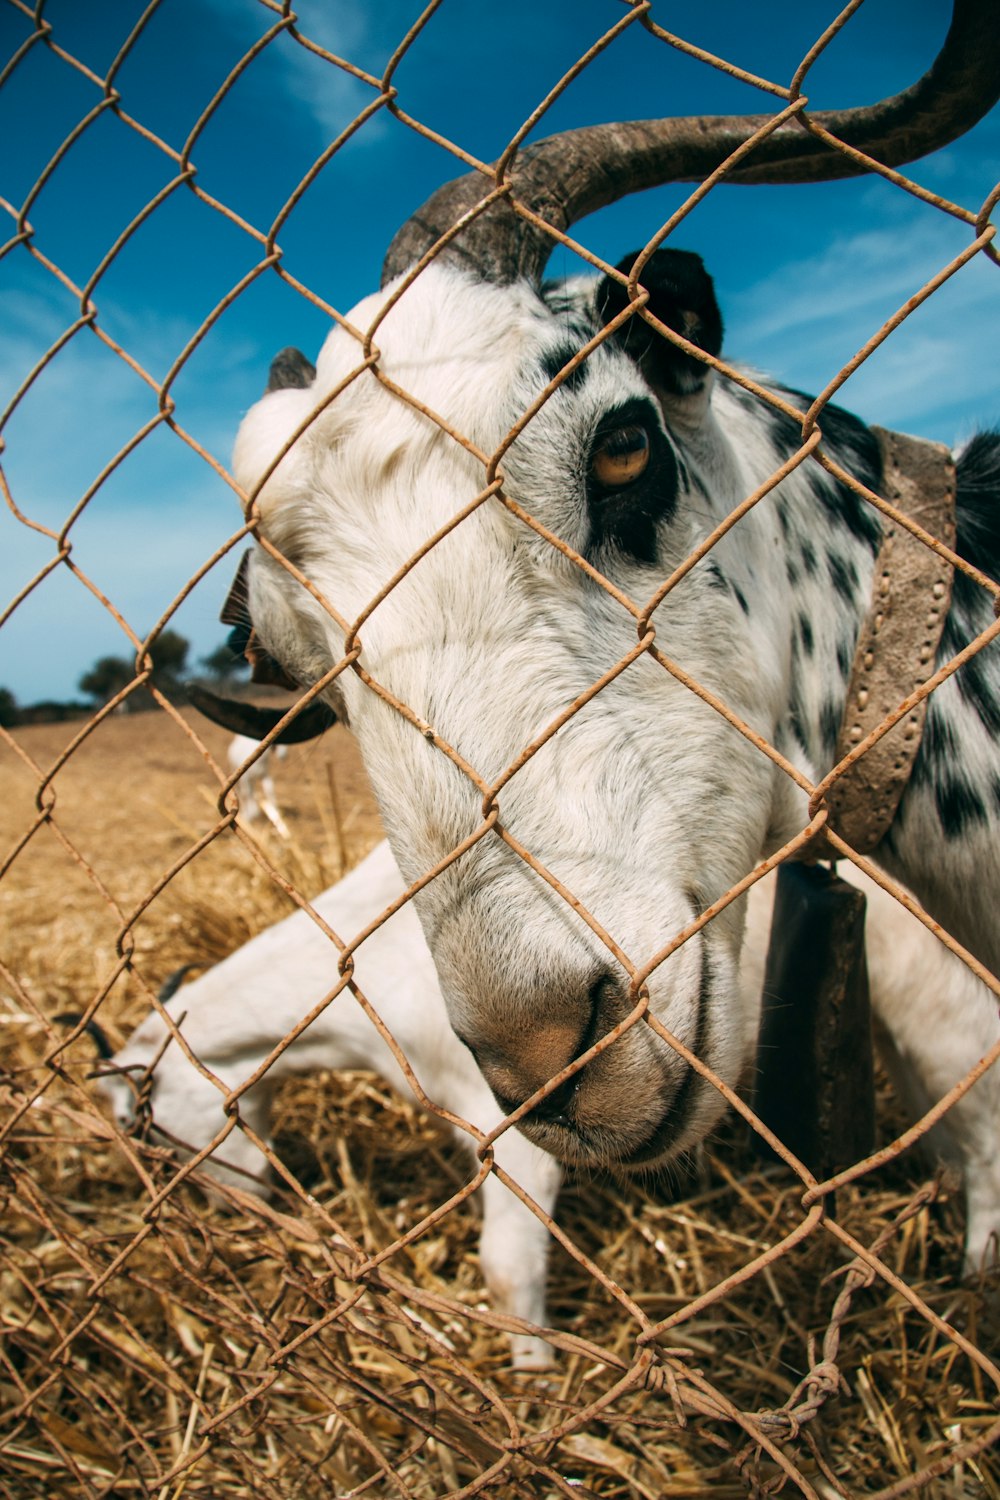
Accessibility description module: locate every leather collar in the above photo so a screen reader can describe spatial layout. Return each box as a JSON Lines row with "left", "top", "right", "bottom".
{"left": 803, "top": 424, "right": 956, "bottom": 860}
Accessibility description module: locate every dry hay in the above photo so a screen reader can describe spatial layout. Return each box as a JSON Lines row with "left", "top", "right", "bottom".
{"left": 1, "top": 713, "right": 999, "bottom": 1498}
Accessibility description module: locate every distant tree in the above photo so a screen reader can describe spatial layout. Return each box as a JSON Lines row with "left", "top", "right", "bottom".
{"left": 149, "top": 629, "right": 190, "bottom": 690}
{"left": 0, "top": 687, "right": 17, "bottom": 727}
{"left": 200, "top": 640, "right": 249, "bottom": 681}
{"left": 15, "top": 700, "right": 90, "bottom": 725}
{"left": 78, "top": 631, "right": 192, "bottom": 708}
{"left": 79, "top": 655, "right": 136, "bottom": 706}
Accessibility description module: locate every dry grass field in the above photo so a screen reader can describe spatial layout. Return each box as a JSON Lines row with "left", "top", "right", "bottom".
{"left": 0, "top": 708, "right": 382, "bottom": 1025}
{"left": 1, "top": 706, "right": 998, "bottom": 1497}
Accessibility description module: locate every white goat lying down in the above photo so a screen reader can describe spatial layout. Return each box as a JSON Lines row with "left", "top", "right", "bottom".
{"left": 101, "top": 842, "right": 999, "bottom": 1368}
{"left": 101, "top": 841, "right": 562, "bottom": 1370}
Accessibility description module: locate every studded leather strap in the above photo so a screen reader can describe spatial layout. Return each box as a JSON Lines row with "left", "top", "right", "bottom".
{"left": 806, "top": 425, "right": 956, "bottom": 859}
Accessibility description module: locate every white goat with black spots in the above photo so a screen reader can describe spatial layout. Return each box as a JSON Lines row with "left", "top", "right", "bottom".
{"left": 209, "top": 6, "right": 1000, "bottom": 1188}
{"left": 101, "top": 843, "right": 998, "bottom": 1380}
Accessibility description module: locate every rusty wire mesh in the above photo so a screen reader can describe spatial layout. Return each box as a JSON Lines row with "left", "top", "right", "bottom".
{"left": 2, "top": 1, "right": 1000, "bottom": 1496}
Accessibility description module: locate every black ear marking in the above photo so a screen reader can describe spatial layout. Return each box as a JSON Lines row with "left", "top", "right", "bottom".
{"left": 596, "top": 249, "right": 723, "bottom": 396}
{"left": 267, "top": 347, "right": 316, "bottom": 392}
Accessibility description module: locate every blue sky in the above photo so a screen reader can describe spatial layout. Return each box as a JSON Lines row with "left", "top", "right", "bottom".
{"left": 1, "top": 0, "right": 997, "bottom": 704}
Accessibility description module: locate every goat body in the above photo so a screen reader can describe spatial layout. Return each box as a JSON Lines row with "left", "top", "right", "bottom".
{"left": 101, "top": 840, "right": 561, "bottom": 1369}
{"left": 102, "top": 842, "right": 999, "bottom": 1378}
{"left": 226, "top": 733, "right": 289, "bottom": 838}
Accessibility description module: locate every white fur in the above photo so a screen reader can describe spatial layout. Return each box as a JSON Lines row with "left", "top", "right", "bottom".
{"left": 100, "top": 841, "right": 561, "bottom": 1369}
{"left": 101, "top": 844, "right": 997, "bottom": 1382}
{"left": 226, "top": 733, "right": 289, "bottom": 838}
{"left": 230, "top": 263, "right": 999, "bottom": 1181}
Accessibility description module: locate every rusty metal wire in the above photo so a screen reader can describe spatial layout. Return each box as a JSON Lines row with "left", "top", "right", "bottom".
{"left": 2, "top": 0, "right": 999, "bottom": 1495}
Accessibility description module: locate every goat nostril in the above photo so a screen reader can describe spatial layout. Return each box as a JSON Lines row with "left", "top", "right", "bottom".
{"left": 530, "top": 969, "right": 619, "bottom": 1124}
{"left": 529, "top": 1076, "right": 579, "bottom": 1125}
{"left": 471, "top": 967, "right": 619, "bottom": 1126}
{"left": 488, "top": 1068, "right": 579, "bottom": 1126}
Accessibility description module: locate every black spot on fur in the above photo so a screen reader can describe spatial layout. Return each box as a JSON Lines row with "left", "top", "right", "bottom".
{"left": 952, "top": 645, "right": 1000, "bottom": 738}
{"left": 816, "top": 404, "right": 883, "bottom": 540}
{"left": 801, "top": 538, "right": 819, "bottom": 577}
{"left": 775, "top": 504, "right": 791, "bottom": 542}
{"left": 732, "top": 582, "right": 749, "bottom": 615}
{"left": 910, "top": 704, "right": 958, "bottom": 791}
{"left": 541, "top": 346, "right": 589, "bottom": 393}
{"left": 938, "top": 432, "right": 1000, "bottom": 737}
{"left": 819, "top": 698, "right": 841, "bottom": 756}
{"left": 836, "top": 637, "right": 853, "bottom": 678}
{"left": 798, "top": 614, "right": 815, "bottom": 658}
{"left": 705, "top": 560, "right": 728, "bottom": 592}
{"left": 539, "top": 286, "right": 592, "bottom": 342}
{"left": 827, "top": 552, "right": 859, "bottom": 602}
{"left": 764, "top": 400, "right": 802, "bottom": 456}
{"left": 769, "top": 393, "right": 883, "bottom": 553}
{"left": 787, "top": 699, "right": 809, "bottom": 754}
{"left": 955, "top": 431, "right": 1000, "bottom": 585}
{"left": 786, "top": 555, "right": 800, "bottom": 588}
{"left": 813, "top": 407, "right": 883, "bottom": 552}
{"left": 935, "top": 778, "right": 989, "bottom": 839}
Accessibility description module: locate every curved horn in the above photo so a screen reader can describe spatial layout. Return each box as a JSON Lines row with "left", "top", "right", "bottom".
{"left": 187, "top": 683, "right": 336, "bottom": 745}
{"left": 382, "top": 0, "right": 998, "bottom": 286}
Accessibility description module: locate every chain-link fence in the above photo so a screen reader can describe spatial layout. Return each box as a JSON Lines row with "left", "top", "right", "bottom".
{"left": 2, "top": 2, "right": 1000, "bottom": 1495}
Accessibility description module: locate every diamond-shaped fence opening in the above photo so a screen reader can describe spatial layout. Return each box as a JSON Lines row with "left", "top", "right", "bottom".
{"left": 2, "top": 2, "right": 999, "bottom": 1496}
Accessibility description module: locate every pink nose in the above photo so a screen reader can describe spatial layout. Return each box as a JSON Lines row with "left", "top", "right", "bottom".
{"left": 474, "top": 1019, "right": 588, "bottom": 1117}
{"left": 456, "top": 971, "right": 620, "bottom": 1120}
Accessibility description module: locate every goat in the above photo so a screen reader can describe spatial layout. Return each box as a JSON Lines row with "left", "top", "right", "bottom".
{"left": 99, "top": 840, "right": 562, "bottom": 1370}
{"left": 100, "top": 840, "right": 998, "bottom": 1381}
{"left": 225, "top": 733, "right": 289, "bottom": 838}
{"left": 209, "top": 3, "right": 999, "bottom": 1181}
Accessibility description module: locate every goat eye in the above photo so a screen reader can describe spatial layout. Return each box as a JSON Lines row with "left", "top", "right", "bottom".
{"left": 590, "top": 424, "right": 650, "bottom": 488}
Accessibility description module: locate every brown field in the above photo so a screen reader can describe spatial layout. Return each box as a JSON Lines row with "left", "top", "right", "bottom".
{"left": 1, "top": 707, "right": 998, "bottom": 1497}
{"left": 0, "top": 708, "right": 383, "bottom": 1033}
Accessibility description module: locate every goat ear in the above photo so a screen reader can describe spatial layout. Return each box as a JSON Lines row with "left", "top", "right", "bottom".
{"left": 596, "top": 249, "right": 723, "bottom": 397}
{"left": 267, "top": 346, "right": 316, "bottom": 392}
{"left": 220, "top": 550, "right": 300, "bottom": 692}
{"left": 220, "top": 549, "right": 253, "bottom": 629}
{"left": 243, "top": 633, "right": 300, "bottom": 691}
{"left": 187, "top": 683, "right": 337, "bottom": 744}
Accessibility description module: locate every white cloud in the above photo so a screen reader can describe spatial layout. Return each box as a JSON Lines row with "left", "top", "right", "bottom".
{"left": 202, "top": 0, "right": 389, "bottom": 148}
{"left": 0, "top": 272, "right": 252, "bottom": 703}
{"left": 731, "top": 212, "right": 973, "bottom": 346}
{"left": 727, "top": 204, "right": 998, "bottom": 437}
